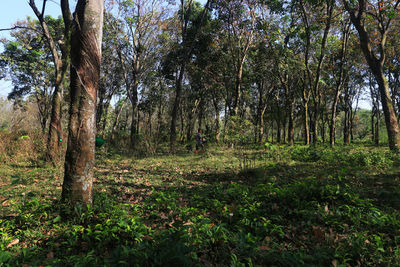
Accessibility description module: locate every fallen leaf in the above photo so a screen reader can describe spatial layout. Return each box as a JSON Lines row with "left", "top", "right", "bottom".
{"left": 258, "top": 245, "right": 270, "bottom": 251}
{"left": 332, "top": 259, "right": 337, "bottom": 267}
{"left": 6, "top": 238, "right": 19, "bottom": 248}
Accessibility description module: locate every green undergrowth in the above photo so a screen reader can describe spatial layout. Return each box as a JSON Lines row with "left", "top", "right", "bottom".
{"left": 1, "top": 145, "right": 400, "bottom": 266}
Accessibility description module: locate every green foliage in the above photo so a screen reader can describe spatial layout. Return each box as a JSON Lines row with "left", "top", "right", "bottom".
{"left": 226, "top": 116, "right": 254, "bottom": 146}
{"left": 1, "top": 145, "right": 400, "bottom": 265}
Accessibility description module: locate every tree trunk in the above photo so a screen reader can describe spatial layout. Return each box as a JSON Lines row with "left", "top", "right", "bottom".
{"left": 212, "top": 98, "right": 220, "bottom": 144}
{"left": 111, "top": 99, "right": 127, "bottom": 142}
{"left": 62, "top": 0, "right": 103, "bottom": 207}
{"left": 260, "top": 106, "right": 267, "bottom": 145}
{"left": 375, "top": 109, "right": 380, "bottom": 145}
{"left": 233, "top": 66, "right": 243, "bottom": 116}
{"left": 304, "top": 102, "right": 310, "bottom": 145}
{"left": 46, "top": 83, "right": 63, "bottom": 164}
{"left": 222, "top": 100, "right": 228, "bottom": 143}
{"left": 287, "top": 98, "right": 294, "bottom": 146}
{"left": 345, "top": 1, "right": 400, "bottom": 150}
{"left": 130, "top": 104, "right": 137, "bottom": 149}
{"left": 29, "top": 0, "right": 71, "bottom": 166}
{"left": 330, "top": 23, "right": 349, "bottom": 147}
{"left": 170, "top": 66, "right": 184, "bottom": 152}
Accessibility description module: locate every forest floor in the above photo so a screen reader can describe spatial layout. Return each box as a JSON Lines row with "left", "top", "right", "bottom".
{"left": 1, "top": 144, "right": 400, "bottom": 266}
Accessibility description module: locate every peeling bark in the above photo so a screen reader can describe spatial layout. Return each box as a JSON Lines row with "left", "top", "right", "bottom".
{"left": 62, "top": 0, "right": 104, "bottom": 207}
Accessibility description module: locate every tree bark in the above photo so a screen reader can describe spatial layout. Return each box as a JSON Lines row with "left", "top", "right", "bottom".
{"left": 62, "top": 0, "right": 103, "bottom": 206}
{"left": 288, "top": 100, "right": 294, "bottom": 146}
{"left": 304, "top": 102, "right": 310, "bottom": 145}
{"left": 344, "top": 0, "right": 400, "bottom": 150}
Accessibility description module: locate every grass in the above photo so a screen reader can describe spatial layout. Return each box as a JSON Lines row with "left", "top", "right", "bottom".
{"left": 1, "top": 144, "right": 400, "bottom": 266}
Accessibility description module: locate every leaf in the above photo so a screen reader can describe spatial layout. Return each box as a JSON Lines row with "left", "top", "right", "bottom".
{"left": 6, "top": 238, "right": 19, "bottom": 248}
{"left": 53, "top": 216, "right": 61, "bottom": 223}
{"left": 332, "top": 259, "right": 337, "bottom": 267}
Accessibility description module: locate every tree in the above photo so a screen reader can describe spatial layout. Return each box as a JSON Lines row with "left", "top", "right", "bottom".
{"left": 342, "top": 0, "right": 400, "bottom": 150}
{"left": 1, "top": 19, "right": 56, "bottom": 133}
{"left": 29, "top": 0, "right": 72, "bottom": 165}
{"left": 169, "top": 0, "right": 211, "bottom": 152}
{"left": 329, "top": 20, "right": 350, "bottom": 147}
{"left": 213, "top": 0, "right": 257, "bottom": 116}
{"left": 107, "top": 0, "right": 165, "bottom": 150}
{"left": 61, "top": 0, "right": 104, "bottom": 207}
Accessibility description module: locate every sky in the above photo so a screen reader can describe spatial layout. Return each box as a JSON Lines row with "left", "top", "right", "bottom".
{"left": 0, "top": 0, "right": 63, "bottom": 98}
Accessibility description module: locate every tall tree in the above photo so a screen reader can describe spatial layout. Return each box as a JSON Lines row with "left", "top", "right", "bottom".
{"left": 342, "top": 0, "right": 400, "bottom": 150}
{"left": 61, "top": 0, "right": 104, "bottom": 206}
{"left": 330, "top": 20, "right": 350, "bottom": 147}
{"left": 169, "top": 0, "right": 211, "bottom": 152}
{"left": 29, "top": 0, "right": 72, "bottom": 165}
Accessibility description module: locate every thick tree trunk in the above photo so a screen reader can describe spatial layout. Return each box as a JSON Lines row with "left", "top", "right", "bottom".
{"left": 62, "top": 0, "right": 103, "bottom": 207}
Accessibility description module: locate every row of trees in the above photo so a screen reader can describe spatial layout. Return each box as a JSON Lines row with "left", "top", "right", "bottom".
{"left": 1, "top": 0, "right": 400, "bottom": 204}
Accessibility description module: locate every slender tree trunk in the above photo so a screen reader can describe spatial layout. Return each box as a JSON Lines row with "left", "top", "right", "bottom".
{"left": 312, "top": 109, "right": 318, "bottom": 144}
{"left": 260, "top": 106, "right": 267, "bottom": 145}
{"left": 371, "top": 112, "right": 375, "bottom": 143}
{"left": 46, "top": 83, "right": 63, "bottom": 164}
{"left": 303, "top": 103, "right": 309, "bottom": 145}
{"left": 212, "top": 98, "right": 220, "bottom": 143}
{"left": 330, "top": 23, "right": 349, "bottom": 147}
{"left": 222, "top": 100, "right": 228, "bottom": 143}
{"left": 345, "top": 1, "right": 400, "bottom": 150}
{"left": 111, "top": 98, "right": 127, "bottom": 142}
{"left": 62, "top": 0, "right": 103, "bottom": 207}
{"left": 233, "top": 66, "right": 243, "bottom": 116}
{"left": 180, "top": 104, "right": 185, "bottom": 143}
{"left": 276, "top": 118, "right": 281, "bottom": 144}
{"left": 29, "top": 0, "right": 71, "bottom": 166}
{"left": 100, "top": 100, "right": 110, "bottom": 138}
{"left": 130, "top": 105, "right": 137, "bottom": 149}
{"left": 170, "top": 66, "right": 184, "bottom": 152}
{"left": 375, "top": 112, "right": 380, "bottom": 145}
